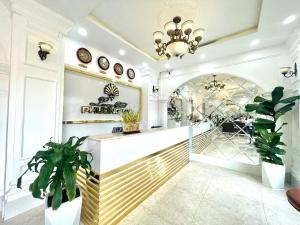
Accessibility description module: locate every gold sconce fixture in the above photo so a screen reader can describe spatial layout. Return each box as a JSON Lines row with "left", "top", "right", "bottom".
{"left": 280, "top": 63, "right": 297, "bottom": 78}
{"left": 38, "top": 42, "right": 53, "bottom": 61}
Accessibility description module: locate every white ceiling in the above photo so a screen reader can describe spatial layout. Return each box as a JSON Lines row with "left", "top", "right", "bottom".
{"left": 36, "top": 0, "right": 300, "bottom": 73}
{"left": 90, "top": 0, "right": 261, "bottom": 59}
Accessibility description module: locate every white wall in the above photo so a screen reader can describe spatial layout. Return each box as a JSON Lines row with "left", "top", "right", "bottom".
{"left": 286, "top": 30, "right": 300, "bottom": 187}
{"left": 2, "top": 0, "right": 72, "bottom": 219}
{"left": 157, "top": 43, "right": 296, "bottom": 176}
{"left": 63, "top": 39, "right": 146, "bottom": 139}
{"left": 0, "top": 0, "right": 11, "bottom": 213}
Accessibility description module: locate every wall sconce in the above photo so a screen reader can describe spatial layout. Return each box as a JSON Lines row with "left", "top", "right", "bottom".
{"left": 280, "top": 63, "right": 297, "bottom": 78}
{"left": 38, "top": 42, "right": 53, "bottom": 61}
{"left": 153, "top": 85, "right": 159, "bottom": 93}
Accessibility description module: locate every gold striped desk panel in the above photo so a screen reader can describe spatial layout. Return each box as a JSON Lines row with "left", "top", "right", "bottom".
{"left": 192, "top": 131, "right": 212, "bottom": 154}
{"left": 77, "top": 139, "right": 189, "bottom": 225}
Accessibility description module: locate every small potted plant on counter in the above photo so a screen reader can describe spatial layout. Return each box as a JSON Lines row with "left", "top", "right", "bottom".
{"left": 17, "top": 136, "right": 92, "bottom": 225}
{"left": 120, "top": 109, "right": 140, "bottom": 134}
{"left": 245, "top": 86, "right": 300, "bottom": 189}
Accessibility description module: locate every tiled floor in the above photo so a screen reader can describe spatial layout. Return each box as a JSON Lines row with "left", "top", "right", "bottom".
{"left": 1, "top": 162, "right": 300, "bottom": 225}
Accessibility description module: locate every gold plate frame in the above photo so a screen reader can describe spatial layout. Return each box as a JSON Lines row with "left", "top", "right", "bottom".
{"left": 63, "top": 65, "right": 142, "bottom": 124}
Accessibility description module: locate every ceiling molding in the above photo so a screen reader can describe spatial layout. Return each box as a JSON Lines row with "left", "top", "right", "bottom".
{"left": 88, "top": 1, "right": 261, "bottom": 63}
{"left": 199, "top": 26, "right": 258, "bottom": 47}
{"left": 88, "top": 14, "right": 160, "bottom": 62}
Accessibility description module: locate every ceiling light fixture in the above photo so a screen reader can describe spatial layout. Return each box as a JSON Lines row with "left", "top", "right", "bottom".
{"left": 250, "top": 39, "right": 260, "bottom": 47}
{"left": 153, "top": 16, "right": 205, "bottom": 59}
{"left": 78, "top": 27, "right": 87, "bottom": 36}
{"left": 282, "top": 15, "right": 296, "bottom": 25}
{"left": 142, "top": 62, "right": 148, "bottom": 67}
{"left": 119, "top": 49, "right": 125, "bottom": 56}
{"left": 204, "top": 75, "right": 225, "bottom": 91}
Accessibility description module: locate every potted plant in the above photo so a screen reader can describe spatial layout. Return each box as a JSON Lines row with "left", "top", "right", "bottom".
{"left": 120, "top": 109, "right": 140, "bottom": 134}
{"left": 174, "top": 115, "right": 182, "bottom": 127}
{"left": 245, "top": 86, "right": 300, "bottom": 189}
{"left": 17, "top": 136, "right": 92, "bottom": 225}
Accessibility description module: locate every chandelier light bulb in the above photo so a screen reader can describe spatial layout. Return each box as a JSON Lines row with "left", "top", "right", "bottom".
{"left": 153, "top": 31, "right": 164, "bottom": 43}
{"left": 181, "top": 20, "right": 194, "bottom": 35}
{"left": 193, "top": 28, "right": 205, "bottom": 42}
{"left": 164, "top": 21, "right": 176, "bottom": 35}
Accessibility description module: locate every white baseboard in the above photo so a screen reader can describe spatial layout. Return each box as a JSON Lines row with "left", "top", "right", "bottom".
{"left": 190, "top": 153, "right": 261, "bottom": 176}
{"left": 3, "top": 194, "right": 43, "bottom": 220}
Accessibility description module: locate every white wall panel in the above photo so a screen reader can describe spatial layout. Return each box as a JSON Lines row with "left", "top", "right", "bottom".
{"left": 22, "top": 77, "right": 57, "bottom": 159}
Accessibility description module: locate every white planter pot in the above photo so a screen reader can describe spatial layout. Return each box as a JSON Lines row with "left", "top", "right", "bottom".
{"left": 262, "top": 162, "right": 286, "bottom": 189}
{"left": 45, "top": 188, "right": 82, "bottom": 225}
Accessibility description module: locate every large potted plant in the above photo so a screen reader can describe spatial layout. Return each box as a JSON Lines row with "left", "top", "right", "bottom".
{"left": 245, "top": 86, "right": 300, "bottom": 189}
{"left": 120, "top": 109, "right": 140, "bottom": 134}
{"left": 17, "top": 136, "right": 92, "bottom": 225}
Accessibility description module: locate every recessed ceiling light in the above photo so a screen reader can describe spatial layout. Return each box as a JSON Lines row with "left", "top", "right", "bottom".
{"left": 250, "top": 39, "right": 260, "bottom": 47}
{"left": 200, "top": 54, "right": 206, "bottom": 60}
{"left": 142, "top": 62, "right": 148, "bottom": 67}
{"left": 282, "top": 15, "right": 296, "bottom": 25}
{"left": 78, "top": 27, "right": 87, "bottom": 37}
{"left": 165, "top": 63, "right": 170, "bottom": 69}
{"left": 119, "top": 49, "right": 125, "bottom": 56}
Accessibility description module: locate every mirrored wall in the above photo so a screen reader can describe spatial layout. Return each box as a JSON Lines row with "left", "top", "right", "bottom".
{"left": 167, "top": 74, "right": 263, "bottom": 165}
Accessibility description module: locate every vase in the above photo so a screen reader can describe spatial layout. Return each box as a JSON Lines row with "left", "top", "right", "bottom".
{"left": 262, "top": 162, "right": 286, "bottom": 189}
{"left": 45, "top": 187, "right": 82, "bottom": 225}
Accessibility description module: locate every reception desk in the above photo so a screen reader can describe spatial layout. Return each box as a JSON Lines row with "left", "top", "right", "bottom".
{"left": 76, "top": 126, "right": 190, "bottom": 225}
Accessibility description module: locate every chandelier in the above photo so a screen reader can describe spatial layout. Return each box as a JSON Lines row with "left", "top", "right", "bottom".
{"left": 153, "top": 16, "right": 204, "bottom": 59}
{"left": 204, "top": 75, "right": 225, "bottom": 91}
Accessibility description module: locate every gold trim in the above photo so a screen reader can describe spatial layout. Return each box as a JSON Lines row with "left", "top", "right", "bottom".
{"left": 64, "top": 65, "right": 142, "bottom": 124}
{"left": 77, "top": 139, "right": 189, "bottom": 225}
{"left": 88, "top": 14, "right": 259, "bottom": 62}
{"left": 199, "top": 26, "right": 258, "bottom": 47}
{"left": 63, "top": 119, "right": 121, "bottom": 124}
{"left": 88, "top": 14, "right": 160, "bottom": 62}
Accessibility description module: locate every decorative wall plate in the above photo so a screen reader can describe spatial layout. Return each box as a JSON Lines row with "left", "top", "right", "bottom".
{"left": 127, "top": 68, "right": 135, "bottom": 80}
{"left": 114, "top": 63, "right": 124, "bottom": 75}
{"left": 97, "top": 56, "right": 110, "bottom": 71}
{"left": 104, "top": 83, "right": 120, "bottom": 100}
{"left": 76, "top": 48, "right": 92, "bottom": 64}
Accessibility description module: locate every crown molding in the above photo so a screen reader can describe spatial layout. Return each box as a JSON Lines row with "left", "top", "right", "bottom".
{"left": 11, "top": 0, "right": 73, "bottom": 34}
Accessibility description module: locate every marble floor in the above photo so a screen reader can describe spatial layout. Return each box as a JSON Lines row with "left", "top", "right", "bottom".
{"left": 1, "top": 162, "right": 300, "bottom": 225}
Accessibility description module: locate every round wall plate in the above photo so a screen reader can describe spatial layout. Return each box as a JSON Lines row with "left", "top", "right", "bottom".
{"left": 97, "top": 56, "right": 110, "bottom": 71}
{"left": 76, "top": 48, "right": 92, "bottom": 64}
{"left": 127, "top": 68, "right": 135, "bottom": 80}
{"left": 114, "top": 63, "right": 124, "bottom": 75}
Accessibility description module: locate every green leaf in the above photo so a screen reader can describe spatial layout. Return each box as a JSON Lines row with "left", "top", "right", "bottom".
{"left": 271, "top": 86, "right": 284, "bottom": 103}
{"left": 38, "top": 162, "right": 54, "bottom": 189}
{"left": 245, "top": 104, "right": 259, "bottom": 112}
{"left": 254, "top": 96, "right": 268, "bottom": 103}
{"left": 30, "top": 178, "right": 43, "bottom": 199}
{"left": 279, "top": 95, "right": 300, "bottom": 103}
{"left": 63, "top": 164, "right": 76, "bottom": 201}
{"left": 275, "top": 102, "right": 295, "bottom": 120}
{"left": 51, "top": 182, "right": 62, "bottom": 210}
{"left": 50, "top": 150, "right": 63, "bottom": 164}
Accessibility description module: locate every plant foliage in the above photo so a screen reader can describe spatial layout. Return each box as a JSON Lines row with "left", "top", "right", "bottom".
{"left": 245, "top": 86, "right": 300, "bottom": 165}
{"left": 17, "top": 136, "right": 92, "bottom": 210}
{"left": 120, "top": 109, "right": 140, "bottom": 123}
